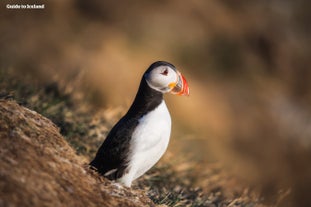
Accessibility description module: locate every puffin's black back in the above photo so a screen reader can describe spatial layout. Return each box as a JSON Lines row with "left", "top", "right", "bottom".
{"left": 90, "top": 73, "right": 164, "bottom": 180}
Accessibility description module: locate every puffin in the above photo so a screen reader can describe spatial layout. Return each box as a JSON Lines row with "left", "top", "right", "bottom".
{"left": 90, "top": 61, "right": 189, "bottom": 187}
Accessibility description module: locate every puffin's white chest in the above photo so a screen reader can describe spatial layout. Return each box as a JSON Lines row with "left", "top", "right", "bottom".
{"left": 128, "top": 101, "right": 171, "bottom": 181}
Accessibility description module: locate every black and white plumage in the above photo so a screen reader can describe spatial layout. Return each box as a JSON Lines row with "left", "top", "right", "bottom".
{"left": 90, "top": 61, "right": 189, "bottom": 187}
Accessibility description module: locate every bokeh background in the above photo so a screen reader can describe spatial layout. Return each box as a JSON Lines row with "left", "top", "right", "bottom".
{"left": 1, "top": 0, "right": 311, "bottom": 206}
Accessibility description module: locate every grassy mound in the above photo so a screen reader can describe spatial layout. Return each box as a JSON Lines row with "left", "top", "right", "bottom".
{"left": 0, "top": 100, "right": 154, "bottom": 207}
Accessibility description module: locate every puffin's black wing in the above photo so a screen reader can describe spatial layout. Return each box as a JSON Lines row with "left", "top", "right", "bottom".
{"left": 90, "top": 77, "right": 163, "bottom": 180}
{"left": 90, "top": 116, "right": 139, "bottom": 180}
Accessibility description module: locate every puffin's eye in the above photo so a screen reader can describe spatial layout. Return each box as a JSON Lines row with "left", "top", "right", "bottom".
{"left": 161, "top": 69, "right": 168, "bottom": 76}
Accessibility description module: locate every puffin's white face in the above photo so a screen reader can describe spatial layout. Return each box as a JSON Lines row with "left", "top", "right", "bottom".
{"left": 144, "top": 64, "right": 189, "bottom": 96}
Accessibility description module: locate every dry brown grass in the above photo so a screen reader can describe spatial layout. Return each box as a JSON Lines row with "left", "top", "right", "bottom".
{"left": 0, "top": 100, "right": 155, "bottom": 207}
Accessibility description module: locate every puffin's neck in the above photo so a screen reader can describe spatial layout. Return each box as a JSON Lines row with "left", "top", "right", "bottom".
{"left": 126, "top": 78, "right": 164, "bottom": 118}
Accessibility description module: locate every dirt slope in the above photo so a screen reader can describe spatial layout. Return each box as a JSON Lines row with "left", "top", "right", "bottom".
{"left": 0, "top": 100, "right": 154, "bottom": 207}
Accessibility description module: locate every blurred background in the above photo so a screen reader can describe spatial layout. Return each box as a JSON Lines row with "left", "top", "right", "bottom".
{"left": 1, "top": 0, "right": 311, "bottom": 206}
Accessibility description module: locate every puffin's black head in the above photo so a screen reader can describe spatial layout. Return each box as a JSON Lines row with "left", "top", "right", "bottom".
{"left": 144, "top": 61, "right": 189, "bottom": 96}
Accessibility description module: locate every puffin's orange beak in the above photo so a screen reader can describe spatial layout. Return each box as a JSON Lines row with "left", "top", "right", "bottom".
{"left": 170, "top": 71, "right": 190, "bottom": 96}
